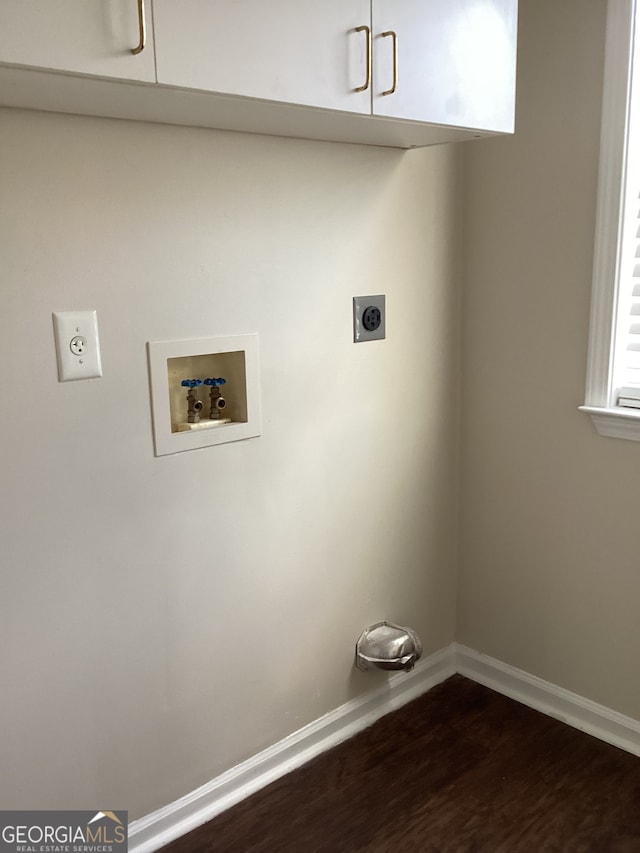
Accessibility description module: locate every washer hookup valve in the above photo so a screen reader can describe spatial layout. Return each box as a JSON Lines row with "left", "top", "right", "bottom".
{"left": 181, "top": 378, "right": 204, "bottom": 423}
{"left": 204, "top": 377, "right": 227, "bottom": 419}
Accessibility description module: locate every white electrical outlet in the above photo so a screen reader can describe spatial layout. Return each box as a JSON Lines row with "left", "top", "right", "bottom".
{"left": 53, "top": 310, "right": 103, "bottom": 382}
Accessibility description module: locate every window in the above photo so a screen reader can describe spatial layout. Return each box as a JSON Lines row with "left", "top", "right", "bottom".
{"left": 581, "top": 0, "right": 640, "bottom": 440}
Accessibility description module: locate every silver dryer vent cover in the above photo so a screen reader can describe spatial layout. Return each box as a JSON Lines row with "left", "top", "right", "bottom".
{"left": 355, "top": 621, "right": 423, "bottom": 672}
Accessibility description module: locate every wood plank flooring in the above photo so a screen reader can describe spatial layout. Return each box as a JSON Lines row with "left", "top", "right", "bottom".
{"left": 162, "top": 675, "right": 640, "bottom": 852}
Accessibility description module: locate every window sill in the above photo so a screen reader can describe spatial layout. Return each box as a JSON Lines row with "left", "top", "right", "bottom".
{"left": 580, "top": 405, "right": 640, "bottom": 441}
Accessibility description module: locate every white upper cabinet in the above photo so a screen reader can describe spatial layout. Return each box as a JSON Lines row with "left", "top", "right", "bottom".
{"left": 372, "top": 0, "right": 517, "bottom": 132}
{"left": 153, "top": 0, "right": 372, "bottom": 114}
{"left": 0, "top": 1, "right": 518, "bottom": 147}
{"left": 0, "top": 0, "right": 156, "bottom": 82}
{"left": 154, "top": 0, "right": 517, "bottom": 133}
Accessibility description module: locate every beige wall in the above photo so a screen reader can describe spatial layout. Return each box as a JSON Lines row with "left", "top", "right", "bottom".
{"left": 0, "top": 109, "right": 460, "bottom": 816}
{"left": 4, "top": 0, "right": 637, "bottom": 821}
{"left": 459, "top": 0, "right": 640, "bottom": 719}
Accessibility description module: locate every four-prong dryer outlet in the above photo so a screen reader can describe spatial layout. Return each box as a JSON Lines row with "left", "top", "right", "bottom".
{"left": 353, "top": 295, "right": 385, "bottom": 342}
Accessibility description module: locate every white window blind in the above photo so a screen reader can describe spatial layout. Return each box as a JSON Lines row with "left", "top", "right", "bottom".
{"left": 581, "top": 0, "right": 640, "bottom": 440}
{"left": 613, "top": 3, "right": 640, "bottom": 407}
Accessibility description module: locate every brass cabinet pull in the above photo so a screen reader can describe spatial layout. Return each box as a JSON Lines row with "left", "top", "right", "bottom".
{"left": 131, "top": 0, "right": 146, "bottom": 55}
{"left": 354, "top": 25, "right": 372, "bottom": 92}
{"left": 381, "top": 30, "right": 398, "bottom": 95}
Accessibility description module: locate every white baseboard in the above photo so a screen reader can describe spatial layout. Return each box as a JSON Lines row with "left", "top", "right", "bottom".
{"left": 129, "top": 643, "right": 456, "bottom": 853}
{"left": 131, "top": 643, "right": 640, "bottom": 853}
{"left": 455, "top": 644, "right": 640, "bottom": 758}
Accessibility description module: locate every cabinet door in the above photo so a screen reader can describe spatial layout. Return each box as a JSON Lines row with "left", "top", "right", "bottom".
{"left": 0, "top": 0, "right": 155, "bottom": 82}
{"left": 372, "top": 0, "right": 517, "bottom": 132}
{"left": 153, "top": 0, "right": 371, "bottom": 114}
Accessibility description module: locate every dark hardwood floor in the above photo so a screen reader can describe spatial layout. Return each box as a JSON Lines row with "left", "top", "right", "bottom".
{"left": 162, "top": 675, "right": 640, "bottom": 852}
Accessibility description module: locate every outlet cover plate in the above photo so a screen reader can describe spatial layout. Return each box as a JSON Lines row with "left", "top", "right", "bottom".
{"left": 353, "top": 295, "right": 385, "bottom": 342}
{"left": 52, "top": 310, "right": 102, "bottom": 381}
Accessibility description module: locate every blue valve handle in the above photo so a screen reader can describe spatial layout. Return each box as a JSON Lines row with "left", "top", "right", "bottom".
{"left": 204, "top": 377, "right": 226, "bottom": 386}
{"left": 181, "top": 379, "right": 203, "bottom": 389}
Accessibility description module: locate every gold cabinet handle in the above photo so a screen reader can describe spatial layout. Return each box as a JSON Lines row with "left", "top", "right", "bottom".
{"left": 354, "top": 25, "right": 372, "bottom": 92}
{"left": 381, "top": 30, "right": 398, "bottom": 96}
{"left": 131, "top": 0, "right": 146, "bottom": 55}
